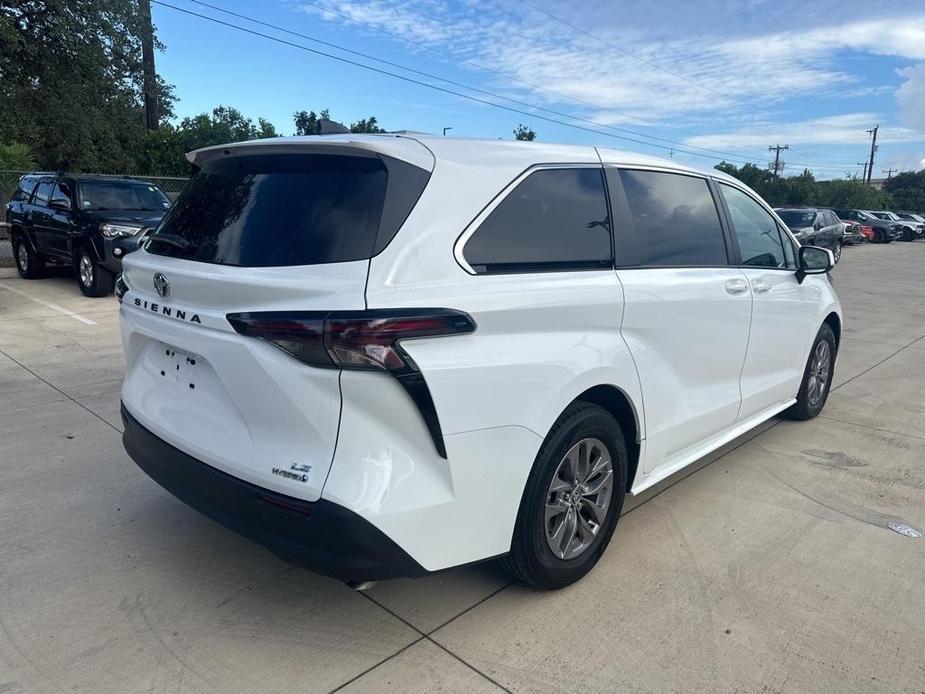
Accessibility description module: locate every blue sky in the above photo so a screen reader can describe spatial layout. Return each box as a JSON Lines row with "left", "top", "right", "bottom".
{"left": 152, "top": 0, "right": 925, "bottom": 179}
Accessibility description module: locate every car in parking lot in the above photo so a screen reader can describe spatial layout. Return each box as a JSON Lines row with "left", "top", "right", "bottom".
{"left": 840, "top": 220, "right": 869, "bottom": 245}
{"left": 895, "top": 211, "right": 925, "bottom": 239}
{"left": 118, "top": 135, "right": 841, "bottom": 589}
{"left": 5, "top": 173, "right": 171, "bottom": 296}
{"left": 866, "top": 210, "right": 922, "bottom": 241}
{"left": 774, "top": 207, "right": 844, "bottom": 262}
{"left": 833, "top": 209, "right": 902, "bottom": 243}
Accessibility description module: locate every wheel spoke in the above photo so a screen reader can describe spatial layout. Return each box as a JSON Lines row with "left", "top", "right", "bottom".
{"left": 545, "top": 497, "right": 568, "bottom": 524}
{"left": 577, "top": 513, "right": 596, "bottom": 543}
{"left": 582, "top": 468, "right": 613, "bottom": 497}
{"left": 582, "top": 498, "right": 606, "bottom": 525}
{"left": 551, "top": 506, "right": 577, "bottom": 558}
{"left": 588, "top": 452, "right": 611, "bottom": 479}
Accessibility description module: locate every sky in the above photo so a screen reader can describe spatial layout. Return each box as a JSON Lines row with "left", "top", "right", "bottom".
{"left": 151, "top": 0, "right": 925, "bottom": 179}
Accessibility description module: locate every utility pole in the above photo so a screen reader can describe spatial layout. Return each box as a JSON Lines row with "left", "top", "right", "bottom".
{"left": 768, "top": 144, "right": 789, "bottom": 177}
{"left": 140, "top": 0, "right": 158, "bottom": 130}
{"left": 882, "top": 168, "right": 895, "bottom": 180}
{"left": 858, "top": 161, "right": 868, "bottom": 181}
{"left": 865, "top": 125, "right": 878, "bottom": 185}
{"left": 442, "top": 126, "right": 453, "bottom": 136}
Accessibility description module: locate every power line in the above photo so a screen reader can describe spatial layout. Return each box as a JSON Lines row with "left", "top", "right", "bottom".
{"left": 768, "top": 144, "right": 788, "bottom": 177}
{"left": 293, "top": 0, "right": 778, "bottom": 160}
{"left": 182, "top": 0, "right": 774, "bottom": 166}
{"left": 152, "top": 0, "right": 858, "bottom": 173}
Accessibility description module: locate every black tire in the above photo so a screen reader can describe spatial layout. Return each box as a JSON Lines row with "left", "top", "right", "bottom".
{"left": 501, "top": 402, "right": 628, "bottom": 589}
{"left": 832, "top": 241, "right": 842, "bottom": 263}
{"left": 75, "top": 248, "right": 115, "bottom": 297}
{"left": 902, "top": 227, "right": 915, "bottom": 242}
{"left": 11, "top": 233, "right": 46, "bottom": 279}
{"left": 783, "top": 323, "right": 837, "bottom": 421}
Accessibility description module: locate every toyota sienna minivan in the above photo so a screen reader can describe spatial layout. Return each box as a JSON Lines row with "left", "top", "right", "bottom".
{"left": 119, "top": 135, "right": 840, "bottom": 589}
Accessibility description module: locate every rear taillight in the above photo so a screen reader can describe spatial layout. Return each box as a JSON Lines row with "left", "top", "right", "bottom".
{"left": 226, "top": 309, "right": 475, "bottom": 372}
{"left": 226, "top": 309, "right": 476, "bottom": 458}
{"left": 115, "top": 274, "right": 129, "bottom": 303}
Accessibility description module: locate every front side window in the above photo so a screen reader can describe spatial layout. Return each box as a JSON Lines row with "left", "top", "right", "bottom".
{"left": 463, "top": 167, "right": 611, "bottom": 274}
{"left": 33, "top": 181, "right": 54, "bottom": 205}
{"left": 721, "top": 184, "right": 789, "bottom": 269}
{"left": 620, "top": 170, "right": 728, "bottom": 267}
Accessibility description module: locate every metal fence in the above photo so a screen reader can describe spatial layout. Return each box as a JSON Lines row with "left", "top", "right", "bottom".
{"left": 0, "top": 171, "right": 188, "bottom": 266}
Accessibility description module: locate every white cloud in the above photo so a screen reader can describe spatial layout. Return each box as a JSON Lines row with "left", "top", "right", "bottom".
{"left": 291, "top": 0, "right": 925, "bottom": 147}
{"left": 897, "top": 63, "right": 925, "bottom": 132}
{"left": 684, "top": 113, "right": 925, "bottom": 149}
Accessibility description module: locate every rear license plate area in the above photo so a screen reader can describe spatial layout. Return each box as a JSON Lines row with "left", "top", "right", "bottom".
{"left": 156, "top": 343, "right": 200, "bottom": 391}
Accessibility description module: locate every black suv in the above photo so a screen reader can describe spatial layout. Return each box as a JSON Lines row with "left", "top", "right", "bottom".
{"left": 6, "top": 173, "right": 171, "bottom": 296}
{"left": 832, "top": 209, "right": 902, "bottom": 244}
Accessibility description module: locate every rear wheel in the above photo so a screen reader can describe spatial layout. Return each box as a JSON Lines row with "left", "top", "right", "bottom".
{"left": 501, "top": 402, "right": 627, "bottom": 589}
{"left": 783, "top": 323, "right": 836, "bottom": 421}
{"left": 832, "top": 240, "right": 842, "bottom": 263}
{"left": 12, "top": 233, "right": 45, "bottom": 279}
{"left": 76, "top": 248, "right": 115, "bottom": 297}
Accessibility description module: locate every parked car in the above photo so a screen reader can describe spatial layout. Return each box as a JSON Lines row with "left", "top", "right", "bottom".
{"left": 895, "top": 211, "right": 925, "bottom": 239}
{"left": 832, "top": 209, "right": 902, "bottom": 243}
{"left": 6, "top": 173, "right": 171, "bottom": 296}
{"left": 774, "top": 207, "right": 844, "bottom": 262}
{"left": 118, "top": 135, "right": 841, "bottom": 589}
{"left": 865, "top": 210, "right": 921, "bottom": 241}
{"left": 840, "top": 220, "right": 868, "bottom": 245}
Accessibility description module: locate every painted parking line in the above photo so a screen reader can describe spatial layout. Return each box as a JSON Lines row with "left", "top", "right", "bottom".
{"left": 0, "top": 282, "right": 98, "bottom": 326}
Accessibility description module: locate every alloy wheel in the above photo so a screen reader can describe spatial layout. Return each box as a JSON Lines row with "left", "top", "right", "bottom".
{"left": 807, "top": 340, "right": 831, "bottom": 406}
{"left": 544, "top": 437, "right": 614, "bottom": 561}
{"left": 79, "top": 253, "right": 94, "bottom": 288}
{"left": 833, "top": 243, "right": 841, "bottom": 263}
{"left": 17, "top": 242, "right": 28, "bottom": 272}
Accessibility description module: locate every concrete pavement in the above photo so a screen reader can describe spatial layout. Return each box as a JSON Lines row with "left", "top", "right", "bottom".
{"left": 1, "top": 243, "right": 923, "bottom": 693}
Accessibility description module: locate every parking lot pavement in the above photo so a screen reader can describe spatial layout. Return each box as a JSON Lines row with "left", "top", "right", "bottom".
{"left": 1, "top": 243, "right": 924, "bottom": 694}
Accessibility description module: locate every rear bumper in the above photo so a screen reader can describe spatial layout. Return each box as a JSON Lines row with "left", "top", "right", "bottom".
{"left": 121, "top": 404, "right": 428, "bottom": 582}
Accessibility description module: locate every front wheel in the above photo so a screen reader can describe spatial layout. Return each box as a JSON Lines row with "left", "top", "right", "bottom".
{"left": 832, "top": 241, "right": 842, "bottom": 263}
{"left": 76, "top": 249, "right": 115, "bottom": 297}
{"left": 783, "top": 323, "right": 837, "bottom": 421}
{"left": 501, "top": 402, "right": 627, "bottom": 589}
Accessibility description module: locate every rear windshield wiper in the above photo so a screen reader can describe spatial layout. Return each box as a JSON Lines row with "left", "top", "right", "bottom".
{"left": 147, "top": 233, "right": 195, "bottom": 254}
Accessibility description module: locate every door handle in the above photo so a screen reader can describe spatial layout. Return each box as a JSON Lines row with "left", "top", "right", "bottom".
{"left": 725, "top": 278, "right": 748, "bottom": 295}
{"left": 751, "top": 279, "right": 772, "bottom": 294}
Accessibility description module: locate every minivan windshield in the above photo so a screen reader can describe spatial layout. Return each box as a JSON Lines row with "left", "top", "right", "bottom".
{"left": 146, "top": 153, "right": 422, "bottom": 267}
{"left": 78, "top": 181, "right": 170, "bottom": 211}
{"left": 776, "top": 210, "right": 816, "bottom": 227}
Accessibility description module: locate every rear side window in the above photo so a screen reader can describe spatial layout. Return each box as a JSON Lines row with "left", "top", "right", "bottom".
{"left": 463, "top": 167, "right": 612, "bottom": 274}
{"left": 721, "top": 184, "right": 791, "bottom": 269}
{"left": 33, "top": 181, "right": 53, "bottom": 205}
{"left": 619, "top": 170, "right": 728, "bottom": 267}
{"left": 147, "top": 153, "right": 429, "bottom": 267}
{"left": 12, "top": 178, "right": 38, "bottom": 202}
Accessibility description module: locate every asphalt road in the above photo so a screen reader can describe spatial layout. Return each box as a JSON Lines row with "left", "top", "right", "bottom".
{"left": 1, "top": 241, "right": 923, "bottom": 693}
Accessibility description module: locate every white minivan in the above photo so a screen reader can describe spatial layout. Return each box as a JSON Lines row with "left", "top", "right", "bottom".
{"left": 118, "top": 135, "right": 840, "bottom": 588}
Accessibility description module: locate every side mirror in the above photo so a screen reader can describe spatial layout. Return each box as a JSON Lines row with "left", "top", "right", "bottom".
{"left": 796, "top": 245, "right": 833, "bottom": 283}
{"left": 813, "top": 221, "right": 822, "bottom": 231}
{"left": 50, "top": 197, "right": 71, "bottom": 211}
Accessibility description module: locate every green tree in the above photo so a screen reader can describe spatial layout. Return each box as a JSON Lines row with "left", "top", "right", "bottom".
{"left": 0, "top": 0, "right": 175, "bottom": 171}
{"left": 293, "top": 109, "right": 330, "bottom": 136}
{"left": 815, "top": 179, "right": 893, "bottom": 210}
{"left": 0, "top": 142, "right": 36, "bottom": 169}
{"left": 134, "top": 106, "right": 280, "bottom": 176}
{"left": 883, "top": 171, "right": 925, "bottom": 212}
{"left": 350, "top": 116, "right": 385, "bottom": 134}
{"left": 514, "top": 124, "right": 537, "bottom": 141}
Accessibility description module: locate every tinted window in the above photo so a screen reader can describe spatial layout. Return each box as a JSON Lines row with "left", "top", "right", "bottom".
{"left": 147, "top": 153, "right": 427, "bottom": 267}
{"left": 33, "top": 181, "right": 53, "bottom": 205}
{"left": 620, "top": 170, "right": 727, "bottom": 266}
{"left": 721, "top": 184, "right": 788, "bottom": 269}
{"left": 12, "top": 178, "right": 38, "bottom": 202}
{"left": 777, "top": 210, "right": 815, "bottom": 227}
{"left": 463, "top": 168, "right": 611, "bottom": 274}
{"left": 51, "top": 182, "right": 72, "bottom": 208}
{"left": 77, "top": 181, "right": 170, "bottom": 211}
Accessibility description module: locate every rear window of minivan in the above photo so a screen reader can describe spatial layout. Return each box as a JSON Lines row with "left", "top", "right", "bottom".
{"left": 146, "top": 152, "right": 429, "bottom": 267}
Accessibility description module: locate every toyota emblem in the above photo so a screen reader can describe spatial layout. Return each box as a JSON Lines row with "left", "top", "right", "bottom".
{"left": 153, "top": 272, "right": 170, "bottom": 298}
